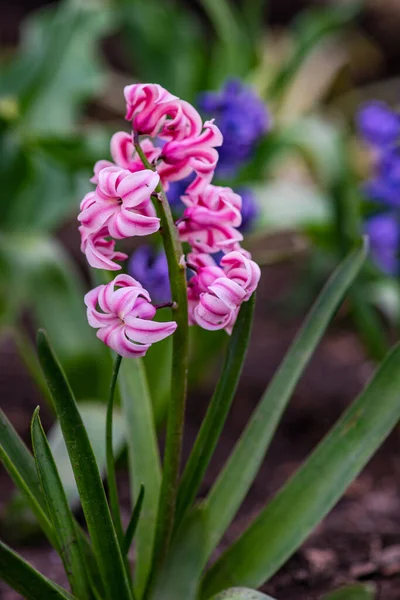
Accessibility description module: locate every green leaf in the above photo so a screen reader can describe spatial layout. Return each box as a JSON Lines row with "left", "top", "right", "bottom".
{"left": 176, "top": 295, "right": 255, "bottom": 526}
{"left": 210, "top": 589, "right": 277, "bottom": 600}
{"left": 0, "top": 234, "right": 110, "bottom": 400}
{"left": 0, "top": 540, "right": 74, "bottom": 600}
{"left": 123, "top": 483, "right": 145, "bottom": 556}
{"left": 269, "top": 2, "right": 361, "bottom": 98}
{"left": 0, "top": 410, "right": 104, "bottom": 598}
{"left": 47, "top": 402, "right": 125, "bottom": 510}
{"left": 202, "top": 339, "right": 400, "bottom": 596}
{"left": 0, "top": 2, "right": 111, "bottom": 133}
{"left": 31, "top": 408, "right": 90, "bottom": 599}
{"left": 200, "top": 240, "right": 367, "bottom": 561}
{"left": 118, "top": 0, "right": 205, "bottom": 100}
{"left": 322, "top": 583, "right": 376, "bottom": 599}
{"left": 198, "top": 0, "right": 254, "bottom": 86}
{"left": 36, "top": 330, "right": 133, "bottom": 600}
{"left": 150, "top": 508, "right": 208, "bottom": 600}
{"left": 119, "top": 358, "right": 161, "bottom": 597}
{"left": 0, "top": 409, "right": 55, "bottom": 545}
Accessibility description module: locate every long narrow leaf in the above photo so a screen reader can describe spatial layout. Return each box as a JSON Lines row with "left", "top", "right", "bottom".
{"left": 0, "top": 409, "right": 104, "bottom": 598}
{"left": 31, "top": 408, "right": 90, "bottom": 599}
{"left": 150, "top": 508, "right": 208, "bottom": 600}
{"left": 0, "top": 541, "right": 74, "bottom": 600}
{"left": 36, "top": 330, "right": 133, "bottom": 600}
{"left": 119, "top": 358, "right": 161, "bottom": 597}
{"left": 322, "top": 584, "right": 376, "bottom": 599}
{"left": 0, "top": 409, "right": 55, "bottom": 545}
{"left": 202, "top": 341, "right": 400, "bottom": 595}
{"left": 176, "top": 295, "right": 255, "bottom": 526}
{"left": 201, "top": 240, "right": 367, "bottom": 559}
{"left": 123, "top": 483, "right": 145, "bottom": 556}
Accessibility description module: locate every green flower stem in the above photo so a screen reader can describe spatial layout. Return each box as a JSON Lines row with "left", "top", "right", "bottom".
{"left": 134, "top": 134, "right": 189, "bottom": 580}
{"left": 106, "top": 354, "right": 124, "bottom": 544}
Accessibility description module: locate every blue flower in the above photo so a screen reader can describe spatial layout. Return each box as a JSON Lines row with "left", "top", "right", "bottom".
{"left": 363, "top": 148, "right": 400, "bottom": 207}
{"left": 237, "top": 187, "right": 259, "bottom": 232}
{"left": 198, "top": 79, "right": 270, "bottom": 176}
{"left": 357, "top": 101, "right": 400, "bottom": 149}
{"left": 166, "top": 174, "right": 195, "bottom": 213}
{"left": 128, "top": 245, "right": 171, "bottom": 304}
{"left": 365, "top": 213, "right": 399, "bottom": 275}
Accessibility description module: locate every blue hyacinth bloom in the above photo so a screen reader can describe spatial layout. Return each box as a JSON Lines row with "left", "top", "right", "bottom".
{"left": 363, "top": 148, "right": 400, "bottom": 207}
{"left": 166, "top": 174, "right": 195, "bottom": 213}
{"left": 237, "top": 187, "right": 259, "bottom": 232}
{"left": 128, "top": 245, "right": 171, "bottom": 304}
{"left": 365, "top": 213, "right": 399, "bottom": 275}
{"left": 357, "top": 101, "right": 400, "bottom": 148}
{"left": 198, "top": 79, "right": 270, "bottom": 176}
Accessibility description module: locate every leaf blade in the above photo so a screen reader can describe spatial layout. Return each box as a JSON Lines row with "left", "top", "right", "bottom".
{"left": 202, "top": 341, "right": 400, "bottom": 595}
{"left": 36, "top": 330, "right": 133, "bottom": 600}
{"left": 322, "top": 583, "right": 376, "bottom": 599}
{"left": 176, "top": 295, "right": 255, "bottom": 525}
{"left": 31, "top": 408, "right": 90, "bottom": 600}
{"left": 201, "top": 240, "right": 367, "bottom": 560}
{"left": 0, "top": 409, "right": 55, "bottom": 545}
{"left": 0, "top": 541, "right": 74, "bottom": 600}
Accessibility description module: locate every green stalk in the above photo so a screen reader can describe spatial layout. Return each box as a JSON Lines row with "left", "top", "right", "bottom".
{"left": 134, "top": 135, "right": 189, "bottom": 580}
{"left": 106, "top": 354, "right": 124, "bottom": 544}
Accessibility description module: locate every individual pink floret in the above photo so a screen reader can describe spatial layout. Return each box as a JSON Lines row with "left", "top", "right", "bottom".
{"left": 187, "top": 250, "right": 261, "bottom": 332}
{"left": 159, "top": 120, "right": 222, "bottom": 193}
{"left": 85, "top": 274, "right": 177, "bottom": 358}
{"left": 78, "top": 167, "right": 160, "bottom": 239}
{"left": 220, "top": 250, "right": 261, "bottom": 300}
{"left": 91, "top": 135, "right": 161, "bottom": 184}
{"left": 178, "top": 184, "right": 243, "bottom": 253}
{"left": 79, "top": 225, "right": 128, "bottom": 271}
{"left": 124, "top": 83, "right": 203, "bottom": 141}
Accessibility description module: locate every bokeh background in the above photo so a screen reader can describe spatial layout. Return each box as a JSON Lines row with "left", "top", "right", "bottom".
{"left": 2, "top": 0, "right": 400, "bottom": 598}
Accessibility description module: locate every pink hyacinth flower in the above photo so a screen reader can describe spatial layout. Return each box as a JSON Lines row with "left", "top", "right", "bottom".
{"left": 178, "top": 184, "right": 243, "bottom": 253}
{"left": 159, "top": 120, "right": 222, "bottom": 193}
{"left": 78, "top": 167, "right": 160, "bottom": 239}
{"left": 79, "top": 225, "right": 128, "bottom": 271}
{"left": 187, "top": 250, "right": 261, "bottom": 332}
{"left": 91, "top": 135, "right": 161, "bottom": 184}
{"left": 85, "top": 274, "right": 177, "bottom": 358}
{"left": 124, "top": 83, "right": 203, "bottom": 141}
{"left": 220, "top": 251, "right": 261, "bottom": 300}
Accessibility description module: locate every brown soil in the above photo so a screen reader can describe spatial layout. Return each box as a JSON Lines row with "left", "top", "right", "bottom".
{"left": 1, "top": 260, "right": 400, "bottom": 600}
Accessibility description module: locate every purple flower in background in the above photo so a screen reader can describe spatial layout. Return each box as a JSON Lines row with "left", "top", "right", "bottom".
{"left": 166, "top": 174, "right": 195, "bottom": 213}
{"left": 363, "top": 148, "right": 400, "bottom": 207}
{"left": 357, "top": 101, "right": 400, "bottom": 148}
{"left": 365, "top": 213, "right": 399, "bottom": 275}
{"left": 237, "top": 187, "right": 259, "bottom": 232}
{"left": 198, "top": 79, "right": 270, "bottom": 176}
{"left": 128, "top": 245, "right": 171, "bottom": 304}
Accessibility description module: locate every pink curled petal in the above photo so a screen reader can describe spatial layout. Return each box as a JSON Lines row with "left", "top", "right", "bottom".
{"left": 80, "top": 192, "right": 96, "bottom": 212}
{"left": 199, "top": 293, "right": 231, "bottom": 318}
{"left": 208, "top": 277, "right": 246, "bottom": 309}
{"left": 194, "top": 299, "right": 232, "bottom": 331}
{"left": 78, "top": 201, "right": 116, "bottom": 232}
{"left": 110, "top": 131, "right": 133, "bottom": 168}
{"left": 117, "top": 170, "right": 159, "bottom": 207}
{"left": 91, "top": 160, "right": 114, "bottom": 184}
{"left": 84, "top": 286, "right": 102, "bottom": 311}
{"left": 196, "top": 266, "right": 225, "bottom": 293}
{"left": 98, "top": 166, "right": 125, "bottom": 197}
{"left": 134, "top": 297, "right": 157, "bottom": 319}
{"left": 113, "top": 274, "right": 146, "bottom": 290}
{"left": 98, "top": 323, "right": 150, "bottom": 358}
{"left": 124, "top": 317, "right": 177, "bottom": 344}
{"left": 107, "top": 208, "right": 160, "bottom": 239}
{"left": 108, "top": 287, "right": 142, "bottom": 318}
{"left": 224, "top": 307, "right": 239, "bottom": 335}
